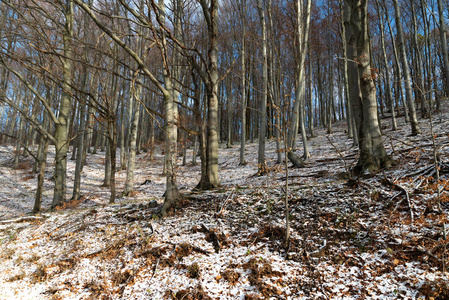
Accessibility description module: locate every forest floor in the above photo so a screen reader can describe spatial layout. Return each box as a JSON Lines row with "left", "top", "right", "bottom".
{"left": 0, "top": 110, "right": 449, "bottom": 299}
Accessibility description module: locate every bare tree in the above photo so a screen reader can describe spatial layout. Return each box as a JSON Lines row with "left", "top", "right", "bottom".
{"left": 287, "top": 0, "right": 311, "bottom": 167}
{"left": 256, "top": 0, "right": 268, "bottom": 174}
{"left": 344, "top": 0, "right": 393, "bottom": 174}
{"left": 392, "top": 0, "right": 421, "bottom": 135}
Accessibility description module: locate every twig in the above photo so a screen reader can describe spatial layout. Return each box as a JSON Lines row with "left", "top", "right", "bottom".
{"left": 149, "top": 258, "right": 160, "bottom": 280}
{"left": 218, "top": 192, "right": 233, "bottom": 215}
{"left": 326, "top": 135, "right": 351, "bottom": 175}
{"left": 384, "top": 177, "right": 414, "bottom": 224}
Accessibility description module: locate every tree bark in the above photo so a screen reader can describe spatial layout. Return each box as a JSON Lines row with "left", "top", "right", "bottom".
{"left": 376, "top": 0, "right": 397, "bottom": 130}
{"left": 256, "top": 0, "right": 268, "bottom": 174}
{"left": 344, "top": 0, "right": 393, "bottom": 175}
{"left": 52, "top": 0, "right": 73, "bottom": 208}
{"left": 239, "top": 0, "right": 247, "bottom": 166}
{"left": 287, "top": 0, "right": 311, "bottom": 166}
{"left": 437, "top": 0, "right": 449, "bottom": 103}
{"left": 122, "top": 79, "right": 141, "bottom": 197}
{"left": 392, "top": 0, "right": 420, "bottom": 135}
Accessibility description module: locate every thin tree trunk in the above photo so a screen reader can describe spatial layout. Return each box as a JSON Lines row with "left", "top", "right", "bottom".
{"left": 122, "top": 80, "right": 141, "bottom": 197}
{"left": 437, "top": 0, "right": 449, "bottom": 103}
{"left": 340, "top": 0, "right": 355, "bottom": 138}
{"left": 384, "top": 4, "right": 409, "bottom": 123}
{"left": 392, "top": 0, "right": 421, "bottom": 135}
{"left": 239, "top": 0, "right": 247, "bottom": 166}
{"left": 418, "top": 0, "right": 431, "bottom": 118}
{"left": 287, "top": 0, "right": 311, "bottom": 166}
{"left": 119, "top": 92, "right": 126, "bottom": 170}
{"left": 226, "top": 76, "right": 233, "bottom": 149}
{"left": 307, "top": 57, "right": 315, "bottom": 138}
{"left": 33, "top": 138, "right": 48, "bottom": 214}
{"left": 256, "top": 0, "right": 268, "bottom": 174}
{"left": 376, "top": 0, "right": 397, "bottom": 130}
{"left": 72, "top": 100, "right": 87, "bottom": 201}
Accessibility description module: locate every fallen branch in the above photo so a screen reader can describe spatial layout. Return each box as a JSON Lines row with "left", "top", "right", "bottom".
{"left": 165, "top": 240, "right": 212, "bottom": 256}
{"left": 278, "top": 171, "right": 329, "bottom": 181}
{"left": 84, "top": 238, "right": 126, "bottom": 258}
{"left": 217, "top": 192, "right": 233, "bottom": 215}
{"left": 0, "top": 216, "right": 44, "bottom": 224}
{"left": 384, "top": 177, "right": 414, "bottom": 223}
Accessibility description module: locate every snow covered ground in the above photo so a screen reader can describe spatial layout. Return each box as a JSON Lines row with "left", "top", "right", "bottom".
{"left": 0, "top": 111, "right": 448, "bottom": 299}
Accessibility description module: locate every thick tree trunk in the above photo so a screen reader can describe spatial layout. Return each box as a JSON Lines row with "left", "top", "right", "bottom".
{"left": 196, "top": 0, "right": 221, "bottom": 189}
{"left": 344, "top": 0, "right": 392, "bottom": 175}
{"left": 52, "top": 1, "right": 73, "bottom": 208}
{"left": 160, "top": 87, "right": 180, "bottom": 215}
{"left": 159, "top": 0, "right": 181, "bottom": 215}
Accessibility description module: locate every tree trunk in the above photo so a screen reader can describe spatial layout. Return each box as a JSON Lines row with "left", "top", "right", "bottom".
{"left": 196, "top": 0, "right": 221, "bottom": 189}
{"left": 239, "top": 0, "right": 247, "bottom": 166}
{"left": 159, "top": 0, "right": 181, "bottom": 215}
{"left": 33, "top": 138, "right": 48, "bottom": 214}
{"left": 119, "top": 92, "right": 126, "bottom": 170}
{"left": 376, "top": 0, "right": 397, "bottom": 130}
{"left": 327, "top": 51, "right": 333, "bottom": 134}
{"left": 256, "top": 0, "right": 268, "bottom": 174}
{"left": 72, "top": 100, "right": 87, "bottom": 201}
{"left": 344, "top": 0, "right": 392, "bottom": 175}
{"left": 307, "top": 57, "right": 315, "bottom": 138}
{"left": 437, "top": 0, "right": 449, "bottom": 103}
{"left": 52, "top": 1, "right": 73, "bottom": 208}
{"left": 122, "top": 81, "right": 141, "bottom": 197}
{"left": 392, "top": 0, "right": 420, "bottom": 135}
{"left": 417, "top": 0, "right": 430, "bottom": 118}
{"left": 287, "top": 0, "right": 311, "bottom": 166}
{"left": 226, "top": 76, "right": 233, "bottom": 149}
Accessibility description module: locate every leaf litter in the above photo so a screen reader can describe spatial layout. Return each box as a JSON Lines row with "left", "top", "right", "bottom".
{"left": 0, "top": 112, "right": 448, "bottom": 299}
